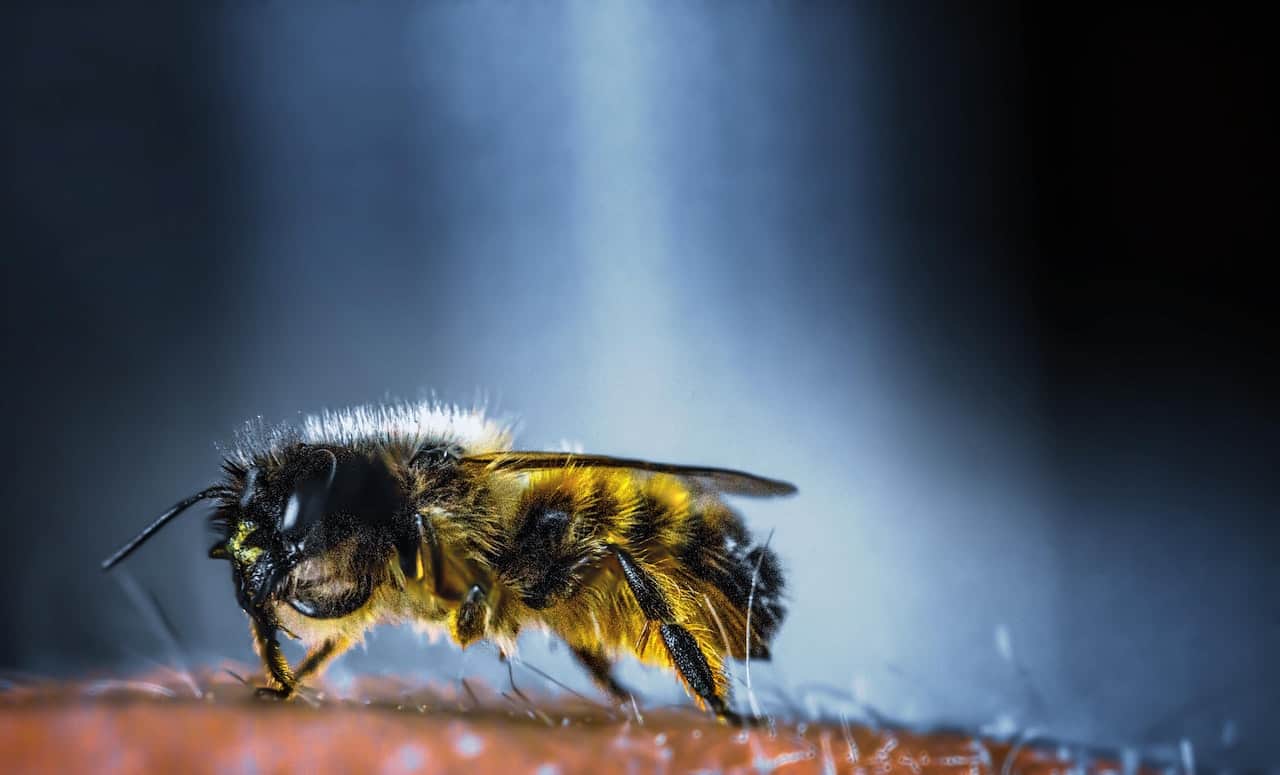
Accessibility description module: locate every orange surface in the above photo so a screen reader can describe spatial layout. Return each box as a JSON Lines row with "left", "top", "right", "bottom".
{"left": 1, "top": 669, "right": 1143, "bottom": 774}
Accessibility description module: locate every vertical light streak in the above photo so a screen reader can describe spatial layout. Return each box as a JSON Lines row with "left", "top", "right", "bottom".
{"left": 567, "top": 1, "right": 693, "bottom": 443}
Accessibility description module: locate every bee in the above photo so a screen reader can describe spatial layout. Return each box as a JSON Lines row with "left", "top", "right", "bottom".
{"left": 102, "top": 402, "right": 793, "bottom": 722}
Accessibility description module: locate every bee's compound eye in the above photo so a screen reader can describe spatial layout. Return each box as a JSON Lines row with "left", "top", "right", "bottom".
{"left": 280, "top": 493, "right": 300, "bottom": 531}
{"left": 278, "top": 450, "right": 340, "bottom": 541}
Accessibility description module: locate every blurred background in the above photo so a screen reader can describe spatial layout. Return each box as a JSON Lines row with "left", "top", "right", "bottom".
{"left": 4, "top": 1, "right": 1274, "bottom": 770}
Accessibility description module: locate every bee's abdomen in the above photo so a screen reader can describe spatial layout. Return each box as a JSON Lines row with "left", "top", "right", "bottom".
{"left": 491, "top": 468, "right": 786, "bottom": 656}
{"left": 627, "top": 475, "right": 787, "bottom": 657}
{"left": 674, "top": 499, "right": 786, "bottom": 658}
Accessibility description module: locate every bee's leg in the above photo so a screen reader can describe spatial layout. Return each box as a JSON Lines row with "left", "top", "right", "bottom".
{"left": 250, "top": 616, "right": 297, "bottom": 700}
{"left": 610, "top": 545, "right": 745, "bottom": 724}
{"left": 569, "top": 645, "right": 632, "bottom": 703}
{"left": 292, "top": 635, "right": 353, "bottom": 689}
{"left": 453, "top": 583, "right": 490, "bottom": 647}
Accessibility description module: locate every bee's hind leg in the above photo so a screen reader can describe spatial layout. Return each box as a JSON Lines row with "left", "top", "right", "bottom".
{"left": 569, "top": 645, "right": 633, "bottom": 703}
{"left": 610, "top": 545, "right": 749, "bottom": 724}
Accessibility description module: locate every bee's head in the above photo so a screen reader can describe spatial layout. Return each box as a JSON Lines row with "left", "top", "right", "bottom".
{"left": 103, "top": 444, "right": 420, "bottom": 623}
{"left": 212, "top": 446, "right": 414, "bottom": 620}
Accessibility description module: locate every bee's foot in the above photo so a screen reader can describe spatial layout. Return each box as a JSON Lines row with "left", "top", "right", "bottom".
{"left": 714, "top": 705, "right": 766, "bottom": 727}
{"left": 254, "top": 686, "right": 293, "bottom": 701}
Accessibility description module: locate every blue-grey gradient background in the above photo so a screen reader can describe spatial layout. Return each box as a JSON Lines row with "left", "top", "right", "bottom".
{"left": 5, "top": 2, "right": 1275, "bottom": 770}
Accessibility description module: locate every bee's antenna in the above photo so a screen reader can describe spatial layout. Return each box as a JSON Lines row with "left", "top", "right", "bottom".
{"left": 101, "top": 487, "right": 227, "bottom": 570}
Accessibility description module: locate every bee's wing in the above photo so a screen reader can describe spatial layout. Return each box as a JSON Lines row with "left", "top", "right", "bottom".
{"left": 460, "top": 451, "right": 796, "bottom": 497}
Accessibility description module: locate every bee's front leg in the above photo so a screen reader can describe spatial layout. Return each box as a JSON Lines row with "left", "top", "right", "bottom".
{"left": 250, "top": 615, "right": 297, "bottom": 700}
{"left": 254, "top": 636, "right": 353, "bottom": 700}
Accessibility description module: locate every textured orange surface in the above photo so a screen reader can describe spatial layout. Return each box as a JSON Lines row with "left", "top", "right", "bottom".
{"left": 1, "top": 670, "right": 1140, "bottom": 775}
